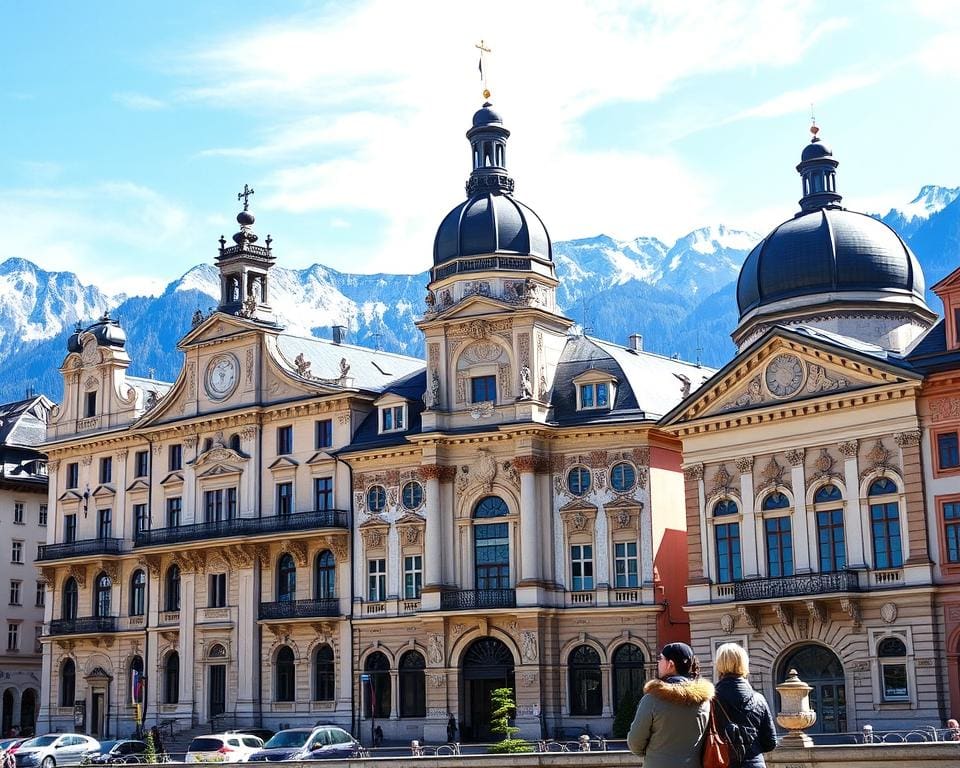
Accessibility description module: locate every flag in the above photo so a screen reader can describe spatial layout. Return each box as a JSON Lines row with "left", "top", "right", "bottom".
{"left": 131, "top": 668, "right": 143, "bottom": 704}
{"left": 479, "top": 56, "right": 483, "bottom": 80}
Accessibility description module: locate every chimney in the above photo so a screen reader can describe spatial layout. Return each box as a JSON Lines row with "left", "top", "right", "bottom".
{"left": 332, "top": 325, "right": 347, "bottom": 345}
{"left": 628, "top": 334, "right": 643, "bottom": 352}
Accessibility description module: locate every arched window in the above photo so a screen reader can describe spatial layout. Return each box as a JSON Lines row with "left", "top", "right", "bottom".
{"left": 164, "top": 652, "right": 179, "bottom": 704}
{"left": 878, "top": 637, "right": 908, "bottom": 701}
{"left": 229, "top": 434, "right": 241, "bottom": 452}
{"left": 612, "top": 643, "right": 646, "bottom": 708}
{"left": 94, "top": 572, "right": 112, "bottom": 617}
{"left": 209, "top": 643, "right": 227, "bottom": 658}
{"left": 399, "top": 650, "right": 426, "bottom": 717}
{"left": 314, "top": 550, "right": 336, "bottom": 600}
{"left": 762, "top": 492, "right": 790, "bottom": 510}
{"left": 364, "top": 651, "right": 391, "bottom": 718}
{"left": 62, "top": 577, "right": 78, "bottom": 620}
{"left": 569, "top": 645, "right": 602, "bottom": 716}
{"left": 130, "top": 570, "right": 146, "bottom": 616}
{"left": 869, "top": 478, "right": 902, "bottom": 568}
{"left": 314, "top": 645, "right": 335, "bottom": 702}
{"left": 277, "top": 554, "right": 297, "bottom": 602}
{"left": 130, "top": 656, "right": 144, "bottom": 704}
{"left": 165, "top": 565, "right": 181, "bottom": 611}
{"left": 713, "top": 500, "right": 742, "bottom": 583}
{"left": 275, "top": 646, "right": 295, "bottom": 702}
{"left": 814, "top": 485, "right": 846, "bottom": 573}
{"left": 61, "top": 659, "right": 76, "bottom": 706}
{"left": 473, "top": 496, "right": 510, "bottom": 590}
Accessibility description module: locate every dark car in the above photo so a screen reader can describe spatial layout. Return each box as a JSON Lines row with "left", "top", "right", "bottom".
{"left": 84, "top": 740, "right": 148, "bottom": 764}
{"left": 246, "top": 730, "right": 312, "bottom": 763}
{"left": 297, "top": 727, "right": 360, "bottom": 761}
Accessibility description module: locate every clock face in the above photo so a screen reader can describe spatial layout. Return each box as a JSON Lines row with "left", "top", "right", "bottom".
{"left": 205, "top": 354, "right": 239, "bottom": 400}
{"left": 764, "top": 354, "right": 804, "bottom": 398}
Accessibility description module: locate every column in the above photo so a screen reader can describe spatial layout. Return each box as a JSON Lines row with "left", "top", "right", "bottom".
{"left": 180, "top": 566, "right": 197, "bottom": 713}
{"left": 440, "top": 467, "right": 457, "bottom": 585}
{"left": 236, "top": 556, "right": 259, "bottom": 718}
{"left": 683, "top": 464, "right": 708, "bottom": 583}
{"left": 737, "top": 458, "right": 759, "bottom": 578}
{"left": 241, "top": 425, "right": 259, "bottom": 517}
{"left": 183, "top": 437, "right": 198, "bottom": 525}
{"left": 839, "top": 440, "right": 866, "bottom": 568}
{"left": 516, "top": 456, "right": 541, "bottom": 584}
{"left": 421, "top": 466, "right": 442, "bottom": 587}
{"left": 787, "top": 450, "right": 811, "bottom": 573}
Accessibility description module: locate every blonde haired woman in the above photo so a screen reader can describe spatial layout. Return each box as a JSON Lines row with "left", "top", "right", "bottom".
{"left": 713, "top": 643, "right": 778, "bottom": 768}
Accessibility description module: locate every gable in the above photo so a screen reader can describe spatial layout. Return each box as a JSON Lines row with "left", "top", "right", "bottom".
{"left": 429, "top": 294, "right": 516, "bottom": 322}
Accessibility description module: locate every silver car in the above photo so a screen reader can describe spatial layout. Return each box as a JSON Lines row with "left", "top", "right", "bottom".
{"left": 14, "top": 735, "right": 101, "bottom": 768}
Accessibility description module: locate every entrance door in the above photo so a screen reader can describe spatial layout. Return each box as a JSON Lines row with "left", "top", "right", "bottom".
{"left": 209, "top": 665, "right": 226, "bottom": 717}
{"left": 460, "top": 638, "right": 515, "bottom": 742}
{"left": 779, "top": 645, "right": 846, "bottom": 737}
{"left": 91, "top": 692, "right": 105, "bottom": 737}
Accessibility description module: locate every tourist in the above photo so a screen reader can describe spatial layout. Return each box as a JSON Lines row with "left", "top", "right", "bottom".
{"left": 446, "top": 715, "right": 458, "bottom": 743}
{"left": 712, "top": 643, "right": 778, "bottom": 767}
{"left": 628, "top": 642, "right": 714, "bottom": 768}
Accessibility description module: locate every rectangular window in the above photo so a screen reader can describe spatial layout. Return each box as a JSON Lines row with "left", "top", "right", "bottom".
{"left": 167, "top": 497, "right": 182, "bottom": 528}
{"left": 98, "top": 508, "right": 112, "bottom": 539}
{"left": 315, "top": 419, "right": 333, "bottom": 450}
{"left": 471, "top": 375, "right": 497, "bottom": 403}
{"left": 204, "top": 489, "right": 236, "bottom": 523}
{"left": 881, "top": 661, "right": 909, "bottom": 700}
{"left": 6, "top": 623, "right": 19, "bottom": 652}
{"left": 570, "top": 544, "right": 594, "bottom": 591}
{"left": 11, "top": 541, "right": 23, "bottom": 564}
{"left": 381, "top": 405, "right": 405, "bottom": 432}
{"left": 579, "top": 382, "right": 610, "bottom": 409}
{"left": 64, "top": 515, "right": 77, "bottom": 544}
{"left": 85, "top": 391, "right": 97, "bottom": 417}
{"left": 715, "top": 523, "right": 742, "bottom": 583}
{"left": 404, "top": 555, "right": 422, "bottom": 599}
{"left": 134, "top": 450, "right": 149, "bottom": 478}
{"left": 614, "top": 541, "right": 639, "bottom": 587}
{"left": 945, "top": 501, "right": 960, "bottom": 564}
{"left": 765, "top": 516, "right": 794, "bottom": 578}
{"left": 13, "top": 502, "right": 24, "bottom": 524}
{"left": 169, "top": 444, "right": 183, "bottom": 471}
{"left": 474, "top": 522, "right": 510, "bottom": 590}
{"left": 9, "top": 580, "right": 21, "bottom": 606}
{"left": 314, "top": 477, "right": 333, "bottom": 511}
{"left": 277, "top": 425, "right": 293, "bottom": 455}
{"left": 871, "top": 501, "right": 903, "bottom": 569}
{"left": 35, "top": 581, "right": 45, "bottom": 608}
{"left": 367, "top": 559, "right": 387, "bottom": 602}
{"left": 208, "top": 573, "right": 227, "bottom": 608}
{"left": 100, "top": 456, "right": 113, "bottom": 484}
{"left": 66, "top": 462, "right": 79, "bottom": 489}
{"left": 39, "top": 504, "right": 48, "bottom": 526}
{"left": 938, "top": 432, "right": 960, "bottom": 470}
{"left": 277, "top": 482, "right": 293, "bottom": 516}
{"left": 134, "top": 503, "right": 149, "bottom": 533}
{"left": 817, "top": 509, "right": 847, "bottom": 572}
{"left": 227, "top": 487, "right": 237, "bottom": 518}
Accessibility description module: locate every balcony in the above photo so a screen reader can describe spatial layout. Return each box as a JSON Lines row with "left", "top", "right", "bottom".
{"left": 48, "top": 616, "right": 117, "bottom": 636}
{"left": 134, "top": 509, "right": 349, "bottom": 547}
{"left": 259, "top": 598, "right": 341, "bottom": 620}
{"left": 38, "top": 538, "right": 124, "bottom": 561}
{"left": 440, "top": 588, "right": 516, "bottom": 611}
{"left": 734, "top": 570, "right": 860, "bottom": 602}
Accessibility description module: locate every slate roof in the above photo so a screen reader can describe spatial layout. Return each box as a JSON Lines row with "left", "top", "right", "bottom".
{"left": 338, "top": 369, "right": 427, "bottom": 452}
{"left": 906, "top": 319, "right": 960, "bottom": 374}
{"left": 0, "top": 395, "right": 52, "bottom": 447}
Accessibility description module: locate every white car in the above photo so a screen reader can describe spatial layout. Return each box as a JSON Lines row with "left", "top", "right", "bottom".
{"left": 185, "top": 735, "right": 264, "bottom": 763}
{"left": 13, "top": 735, "right": 100, "bottom": 768}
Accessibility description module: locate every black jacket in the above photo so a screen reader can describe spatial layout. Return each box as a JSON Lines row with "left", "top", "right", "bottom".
{"left": 713, "top": 676, "right": 779, "bottom": 768}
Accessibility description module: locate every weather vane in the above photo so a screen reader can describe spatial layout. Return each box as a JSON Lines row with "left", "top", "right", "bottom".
{"left": 238, "top": 183, "right": 255, "bottom": 211}
{"left": 476, "top": 39, "right": 492, "bottom": 100}
{"left": 810, "top": 103, "right": 819, "bottom": 137}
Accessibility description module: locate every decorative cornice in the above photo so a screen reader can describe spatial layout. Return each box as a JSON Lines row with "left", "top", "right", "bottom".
{"left": 894, "top": 430, "right": 921, "bottom": 448}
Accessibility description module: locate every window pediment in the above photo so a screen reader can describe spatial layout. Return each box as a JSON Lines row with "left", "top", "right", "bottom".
{"left": 192, "top": 446, "right": 248, "bottom": 468}
{"left": 92, "top": 484, "right": 115, "bottom": 498}
{"left": 126, "top": 479, "right": 150, "bottom": 494}
{"left": 359, "top": 517, "right": 390, "bottom": 549}
{"left": 268, "top": 456, "right": 299, "bottom": 471}
{"left": 59, "top": 490, "right": 84, "bottom": 503}
{"left": 396, "top": 512, "right": 425, "bottom": 547}
{"left": 198, "top": 464, "right": 242, "bottom": 479}
{"left": 560, "top": 500, "right": 598, "bottom": 535}
{"left": 604, "top": 498, "right": 644, "bottom": 532}
{"left": 306, "top": 451, "right": 335, "bottom": 466}
{"left": 160, "top": 472, "right": 184, "bottom": 487}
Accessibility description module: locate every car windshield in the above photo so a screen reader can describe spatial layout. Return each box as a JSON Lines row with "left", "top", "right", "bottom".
{"left": 98, "top": 742, "right": 120, "bottom": 752}
{"left": 263, "top": 732, "right": 309, "bottom": 749}
{"left": 23, "top": 737, "right": 57, "bottom": 748}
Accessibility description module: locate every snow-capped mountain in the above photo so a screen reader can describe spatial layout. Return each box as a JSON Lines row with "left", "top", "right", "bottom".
{"left": 1, "top": 185, "right": 958, "bottom": 403}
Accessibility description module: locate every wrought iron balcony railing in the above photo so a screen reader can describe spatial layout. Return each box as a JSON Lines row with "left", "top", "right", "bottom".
{"left": 259, "top": 598, "right": 341, "bottom": 620}
{"left": 38, "top": 538, "right": 124, "bottom": 561}
{"left": 440, "top": 588, "right": 516, "bottom": 611}
{"left": 47, "top": 616, "right": 118, "bottom": 636}
{"left": 134, "top": 509, "right": 348, "bottom": 547}
{"left": 733, "top": 570, "right": 860, "bottom": 602}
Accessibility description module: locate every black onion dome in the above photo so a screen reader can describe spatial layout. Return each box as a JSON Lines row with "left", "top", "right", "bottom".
{"left": 737, "top": 208, "right": 926, "bottom": 317}
{"left": 86, "top": 312, "right": 127, "bottom": 349}
{"left": 472, "top": 103, "right": 503, "bottom": 127}
{"left": 67, "top": 323, "right": 82, "bottom": 353}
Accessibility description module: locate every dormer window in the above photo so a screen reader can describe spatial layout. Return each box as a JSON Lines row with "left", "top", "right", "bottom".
{"left": 573, "top": 371, "right": 617, "bottom": 412}
{"left": 85, "top": 391, "right": 97, "bottom": 417}
{"left": 381, "top": 404, "right": 406, "bottom": 433}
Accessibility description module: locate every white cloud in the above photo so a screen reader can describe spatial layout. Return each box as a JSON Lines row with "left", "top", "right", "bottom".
{"left": 113, "top": 92, "right": 168, "bottom": 111}
{"left": 727, "top": 72, "right": 883, "bottom": 122}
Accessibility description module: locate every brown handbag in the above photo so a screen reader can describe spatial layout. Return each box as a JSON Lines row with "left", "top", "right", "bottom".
{"left": 703, "top": 700, "right": 731, "bottom": 768}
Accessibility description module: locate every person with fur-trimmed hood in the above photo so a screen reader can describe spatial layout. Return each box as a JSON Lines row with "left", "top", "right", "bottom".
{"left": 628, "top": 642, "right": 714, "bottom": 768}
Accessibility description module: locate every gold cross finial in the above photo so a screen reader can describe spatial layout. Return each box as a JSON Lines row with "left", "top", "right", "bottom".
{"left": 475, "top": 39, "right": 492, "bottom": 100}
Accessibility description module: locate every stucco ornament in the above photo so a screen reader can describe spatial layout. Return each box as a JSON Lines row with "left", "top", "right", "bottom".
{"left": 520, "top": 631, "right": 538, "bottom": 662}
{"left": 720, "top": 613, "right": 736, "bottom": 634}
{"left": 880, "top": 602, "right": 898, "bottom": 624}
{"left": 764, "top": 353, "right": 805, "bottom": 398}
{"left": 428, "top": 634, "right": 444, "bottom": 665}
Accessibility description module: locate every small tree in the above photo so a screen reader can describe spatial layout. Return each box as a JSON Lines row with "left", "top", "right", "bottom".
{"left": 612, "top": 692, "right": 642, "bottom": 738}
{"left": 143, "top": 730, "right": 157, "bottom": 764}
{"left": 487, "top": 686, "right": 532, "bottom": 754}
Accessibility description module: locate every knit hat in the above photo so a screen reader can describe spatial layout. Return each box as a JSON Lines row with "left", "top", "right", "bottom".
{"left": 661, "top": 642, "right": 696, "bottom": 676}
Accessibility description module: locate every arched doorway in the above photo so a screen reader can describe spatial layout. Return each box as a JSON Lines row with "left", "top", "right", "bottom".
{"left": 779, "top": 645, "right": 846, "bottom": 735}
{"left": 460, "top": 637, "right": 515, "bottom": 742}
{"left": 20, "top": 689, "right": 37, "bottom": 734}
{"left": 1, "top": 688, "right": 14, "bottom": 736}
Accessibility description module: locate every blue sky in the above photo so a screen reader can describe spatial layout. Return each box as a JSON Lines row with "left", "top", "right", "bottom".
{"left": 3, "top": 0, "right": 959, "bottom": 295}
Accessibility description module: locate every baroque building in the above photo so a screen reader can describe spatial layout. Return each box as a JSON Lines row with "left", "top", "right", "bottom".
{"left": 663, "top": 126, "right": 955, "bottom": 735}
{"left": 0, "top": 394, "right": 52, "bottom": 736}
{"left": 37, "top": 103, "right": 705, "bottom": 742}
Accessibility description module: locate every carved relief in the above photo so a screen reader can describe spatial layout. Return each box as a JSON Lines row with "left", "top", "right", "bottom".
{"left": 281, "top": 540, "right": 308, "bottom": 568}
{"left": 520, "top": 631, "right": 538, "bottom": 662}
{"left": 518, "top": 333, "right": 530, "bottom": 367}
{"left": 684, "top": 463, "right": 704, "bottom": 481}
{"left": 756, "top": 457, "right": 787, "bottom": 491}
{"left": 709, "top": 465, "right": 735, "bottom": 497}
{"left": 930, "top": 396, "right": 960, "bottom": 422}
{"left": 735, "top": 456, "right": 754, "bottom": 475}
{"left": 785, "top": 449, "right": 805, "bottom": 467}
{"left": 894, "top": 430, "right": 921, "bottom": 448}
{"left": 880, "top": 602, "right": 898, "bottom": 624}
{"left": 841, "top": 598, "right": 862, "bottom": 629}
{"left": 805, "top": 363, "right": 847, "bottom": 393}
{"left": 737, "top": 605, "right": 760, "bottom": 633}
{"left": 720, "top": 375, "right": 763, "bottom": 411}
{"left": 720, "top": 614, "right": 736, "bottom": 634}
{"left": 837, "top": 440, "right": 859, "bottom": 459}
{"left": 806, "top": 600, "right": 827, "bottom": 624}
{"left": 428, "top": 634, "right": 444, "bottom": 665}
{"left": 811, "top": 448, "right": 841, "bottom": 482}
{"left": 860, "top": 439, "right": 898, "bottom": 482}
{"left": 772, "top": 604, "right": 793, "bottom": 627}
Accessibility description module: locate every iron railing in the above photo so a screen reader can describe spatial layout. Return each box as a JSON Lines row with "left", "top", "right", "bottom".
{"left": 259, "top": 598, "right": 341, "bottom": 620}
{"left": 433, "top": 255, "right": 533, "bottom": 280}
{"left": 440, "top": 588, "right": 516, "bottom": 611}
{"left": 38, "top": 538, "right": 124, "bottom": 561}
{"left": 48, "top": 616, "right": 117, "bottom": 635}
{"left": 734, "top": 570, "right": 860, "bottom": 601}
{"left": 134, "top": 509, "right": 348, "bottom": 547}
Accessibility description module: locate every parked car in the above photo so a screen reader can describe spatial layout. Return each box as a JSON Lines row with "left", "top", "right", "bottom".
{"left": 246, "top": 730, "right": 312, "bottom": 762}
{"left": 297, "top": 727, "right": 360, "bottom": 762}
{"left": 0, "top": 740, "right": 26, "bottom": 757}
{"left": 14, "top": 735, "right": 100, "bottom": 768}
{"left": 83, "top": 740, "right": 148, "bottom": 764}
{"left": 185, "top": 735, "right": 263, "bottom": 763}
{"left": 225, "top": 731, "right": 273, "bottom": 746}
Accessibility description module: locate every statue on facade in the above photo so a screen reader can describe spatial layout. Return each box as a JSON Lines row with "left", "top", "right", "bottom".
{"left": 519, "top": 365, "right": 533, "bottom": 399}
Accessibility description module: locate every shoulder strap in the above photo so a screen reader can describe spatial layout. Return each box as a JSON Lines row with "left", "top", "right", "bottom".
{"left": 713, "top": 695, "right": 735, "bottom": 725}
